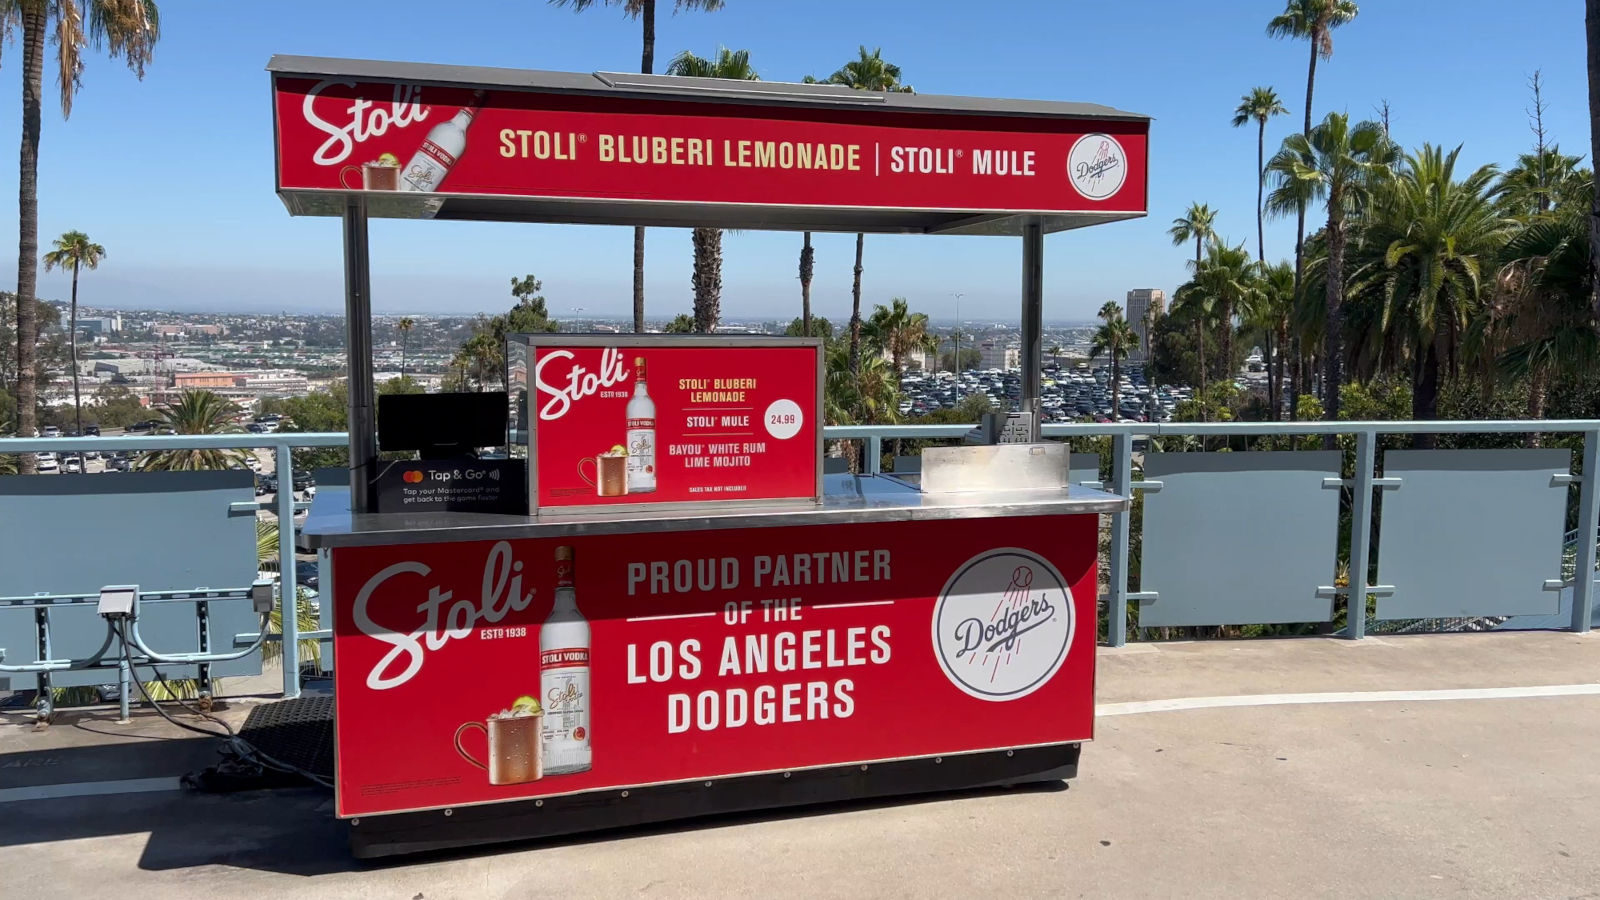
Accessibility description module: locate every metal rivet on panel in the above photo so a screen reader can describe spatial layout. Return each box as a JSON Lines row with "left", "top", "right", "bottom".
{"left": 444, "top": 809, "right": 453, "bottom": 817}
{"left": 351, "top": 818, "right": 360, "bottom": 827}
{"left": 935, "top": 757, "right": 942, "bottom": 764}
{"left": 621, "top": 790, "right": 630, "bottom": 798}
{"left": 704, "top": 781, "right": 713, "bottom": 788}
{"left": 1006, "top": 750, "right": 1014, "bottom": 757}
{"left": 535, "top": 800, "right": 543, "bottom": 807}
{"left": 860, "top": 765, "right": 868, "bottom": 771}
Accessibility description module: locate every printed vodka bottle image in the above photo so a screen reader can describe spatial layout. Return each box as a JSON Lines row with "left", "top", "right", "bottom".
{"left": 540, "top": 545, "right": 592, "bottom": 775}
{"left": 625, "top": 356, "right": 657, "bottom": 493}
{"left": 401, "top": 91, "right": 483, "bottom": 193}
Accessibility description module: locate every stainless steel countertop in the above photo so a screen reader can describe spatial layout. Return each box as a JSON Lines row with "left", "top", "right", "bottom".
{"left": 298, "top": 474, "right": 1127, "bottom": 549}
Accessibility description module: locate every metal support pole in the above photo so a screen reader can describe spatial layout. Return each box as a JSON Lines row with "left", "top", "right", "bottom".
{"left": 866, "top": 435, "right": 882, "bottom": 475}
{"left": 1571, "top": 428, "right": 1600, "bottom": 632}
{"left": 35, "top": 607, "right": 53, "bottom": 723}
{"left": 1345, "top": 430, "right": 1377, "bottom": 640}
{"left": 277, "top": 443, "right": 301, "bottom": 698}
{"left": 117, "top": 655, "right": 131, "bottom": 723}
{"left": 1107, "top": 432, "right": 1134, "bottom": 647}
{"left": 1020, "top": 219, "right": 1044, "bottom": 442}
{"left": 343, "top": 197, "right": 377, "bottom": 514}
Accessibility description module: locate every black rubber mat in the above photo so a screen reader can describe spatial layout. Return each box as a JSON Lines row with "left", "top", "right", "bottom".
{"left": 236, "top": 694, "right": 335, "bottom": 781}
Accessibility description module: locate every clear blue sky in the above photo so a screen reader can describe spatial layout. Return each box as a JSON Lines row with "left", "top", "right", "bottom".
{"left": 0, "top": 0, "right": 1589, "bottom": 323}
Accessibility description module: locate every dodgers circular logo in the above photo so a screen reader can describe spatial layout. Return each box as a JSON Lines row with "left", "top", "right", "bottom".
{"left": 1067, "top": 133, "right": 1127, "bottom": 201}
{"left": 932, "top": 549, "right": 1074, "bottom": 702}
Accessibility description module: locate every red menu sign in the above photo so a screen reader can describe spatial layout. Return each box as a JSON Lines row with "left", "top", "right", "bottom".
{"left": 330, "top": 514, "right": 1098, "bottom": 817}
{"left": 519, "top": 338, "right": 820, "bottom": 511}
{"left": 272, "top": 78, "right": 1148, "bottom": 215}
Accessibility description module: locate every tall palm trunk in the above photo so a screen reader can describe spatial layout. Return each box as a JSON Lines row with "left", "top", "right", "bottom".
{"left": 400, "top": 335, "right": 408, "bottom": 375}
{"left": 799, "top": 232, "right": 814, "bottom": 334}
{"left": 1194, "top": 318, "right": 1207, "bottom": 421}
{"left": 631, "top": 0, "right": 657, "bottom": 333}
{"left": 15, "top": 8, "right": 44, "bottom": 469}
{"left": 1411, "top": 335, "right": 1443, "bottom": 450}
{"left": 69, "top": 262, "right": 81, "bottom": 434}
{"left": 1526, "top": 366, "right": 1548, "bottom": 448}
{"left": 1256, "top": 119, "right": 1267, "bottom": 265}
{"left": 1274, "top": 320, "right": 1289, "bottom": 422}
{"left": 691, "top": 227, "right": 721, "bottom": 332}
{"left": 1111, "top": 355, "right": 1121, "bottom": 414}
{"left": 1322, "top": 205, "right": 1347, "bottom": 432}
{"left": 1289, "top": 31, "right": 1320, "bottom": 423}
{"left": 1590, "top": 0, "right": 1600, "bottom": 320}
{"left": 848, "top": 232, "right": 864, "bottom": 375}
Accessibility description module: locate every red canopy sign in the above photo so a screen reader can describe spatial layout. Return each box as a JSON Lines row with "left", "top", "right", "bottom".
{"left": 272, "top": 75, "right": 1149, "bottom": 220}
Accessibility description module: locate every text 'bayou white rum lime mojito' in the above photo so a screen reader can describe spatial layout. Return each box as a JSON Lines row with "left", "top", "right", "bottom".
{"left": 541, "top": 546, "right": 592, "bottom": 774}
{"left": 625, "top": 357, "right": 657, "bottom": 493}
{"left": 401, "top": 92, "right": 482, "bottom": 193}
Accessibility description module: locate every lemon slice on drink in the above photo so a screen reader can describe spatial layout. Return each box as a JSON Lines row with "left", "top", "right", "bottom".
{"left": 511, "top": 695, "right": 541, "bottom": 715}
{"left": 377, "top": 152, "right": 400, "bottom": 167}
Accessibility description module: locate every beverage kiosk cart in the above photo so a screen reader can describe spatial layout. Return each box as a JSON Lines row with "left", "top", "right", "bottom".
{"left": 273, "top": 55, "right": 1146, "bottom": 857}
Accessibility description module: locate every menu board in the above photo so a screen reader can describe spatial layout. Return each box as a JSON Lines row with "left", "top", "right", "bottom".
{"left": 510, "top": 337, "right": 822, "bottom": 512}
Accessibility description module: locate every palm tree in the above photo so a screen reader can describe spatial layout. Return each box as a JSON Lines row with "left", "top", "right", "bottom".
{"left": 1048, "top": 343, "right": 1061, "bottom": 367}
{"left": 1267, "top": 112, "right": 1396, "bottom": 423}
{"left": 397, "top": 316, "right": 414, "bottom": 375}
{"left": 1097, "top": 300, "right": 1121, "bottom": 324}
{"left": 1168, "top": 202, "right": 1220, "bottom": 266}
{"left": 799, "top": 232, "right": 814, "bottom": 335}
{"left": 1090, "top": 307, "right": 1137, "bottom": 417}
{"left": 1256, "top": 261, "right": 1297, "bottom": 419}
{"left": 136, "top": 390, "right": 244, "bottom": 471}
{"left": 4, "top": 0, "right": 158, "bottom": 471}
{"left": 1268, "top": 0, "right": 1359, "bottom": 416}
{"left": 666, "top": 47, "right": 756, "bottom": 333}
{"left": 1495, "top": 147, "right": 1586, "bottom": 218}
{"left": 863, "top": 297, "right": 933, "bottom": 379}
{"left": 1360, "top": 146, "right": 1510, "bottom": 441}
{"left": 548, "top": 0, "right": 726, "bottom": 333}
{"left": 40, "top": 229, "right": 104, "bottom": 435}
{"left": 815, "top": 47, "right": 912, "bottom": 375}
{"left": 1174, "top": 242, "right": 1258, "bottom": 416}
{"left": 1232, "top": 87, "right": 1289, "bottom": 264}
{"left": 1482, "top": 205, "right": 1596, "bottom": 441}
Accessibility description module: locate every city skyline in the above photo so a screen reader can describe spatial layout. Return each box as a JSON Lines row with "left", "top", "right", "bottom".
{"left": 0, "top": 1, "right": 1587, "bottom": 322}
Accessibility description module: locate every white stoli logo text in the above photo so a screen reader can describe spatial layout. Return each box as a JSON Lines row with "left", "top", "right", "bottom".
{"left": 352, "top": 541, "right": 534, "bottom": 690}
{"left": 534, "top": 347, "right": 631, "bottom": 421}
{"left": 931, "top": 548, "right": 1074, "bottom": 701}
{"left": 302, "top": 79, "right": 430, "bottom": 167}
{"left": 1066, "top": 133, "right": 1127, "bottom": 201}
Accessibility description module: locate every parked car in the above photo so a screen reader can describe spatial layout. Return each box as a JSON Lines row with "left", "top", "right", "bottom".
{"left": 245, "top": 423, "right": 267, "bottom": 434}
{"left": 40, "top": 425, "right": 61, "bottom": 438}
{"left": 36, "top": 455, "right": 58, "bottom": 473}
{"left": 127, "top": 421, "right": 156, "bottom": 435}
{"left": 83, "top": 425, "right": 100, "bottom": 436}
{"left": 63, "top": 457, "right": 83, "bottom": 474}
{"left": 256, "top": 474, "right": 277, "bottom": 495}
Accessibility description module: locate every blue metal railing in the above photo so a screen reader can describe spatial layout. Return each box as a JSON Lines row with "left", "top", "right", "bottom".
{"left": 3, "top": 419, "right": 1596, "bottom": 703}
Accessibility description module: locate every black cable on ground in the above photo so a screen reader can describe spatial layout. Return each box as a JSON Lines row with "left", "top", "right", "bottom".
{"left": 112, "top": 620, "right": 334, "bottom": 790}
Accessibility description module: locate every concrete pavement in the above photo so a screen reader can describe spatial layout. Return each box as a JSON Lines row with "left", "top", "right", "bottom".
{"left": 3, "top": 631, "right": 1597, "bottom": 899}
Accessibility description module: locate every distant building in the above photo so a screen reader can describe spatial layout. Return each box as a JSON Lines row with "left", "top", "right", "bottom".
{"left": 174, "top": 372, "right": 239, "bottom": 390}
{"left": 76, "top": 316, "right": 118, "bottom": 338}
{"left": 1126, "top": 289, "right": 1165, "bottom": 362}
{"left": 878, "top": 346, "right": 931, "bottom": 371}
{"left": 978, "top": 340, "right": 1019, "bottom": 370}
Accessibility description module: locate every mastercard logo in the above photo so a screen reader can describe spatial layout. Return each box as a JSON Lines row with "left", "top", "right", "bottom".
{"left": 403, "top": 470, "right": 424, "bottom": 484}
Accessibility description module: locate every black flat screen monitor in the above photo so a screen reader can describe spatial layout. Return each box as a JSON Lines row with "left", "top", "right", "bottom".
{"left": 379, "top": 391, "right": 508, "bottom": 458}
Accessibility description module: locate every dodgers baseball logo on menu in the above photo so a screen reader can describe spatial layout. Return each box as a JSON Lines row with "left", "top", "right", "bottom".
{"left": 1067, "top": 133, "right": 1127, "bottom": 201}
{"left": 932, "top": 549, "right": 1074, "bottom": 701}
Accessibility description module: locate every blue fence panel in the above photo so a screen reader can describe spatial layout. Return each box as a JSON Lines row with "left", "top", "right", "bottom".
{"left": 1376, "top": 449, "right": 1570, "bottom": 620}
{"left": 1138, "top": 451, "right": 1343, "bottom": 628}
{"left": 0, "top": 470, "right": 262, "bottom": 688}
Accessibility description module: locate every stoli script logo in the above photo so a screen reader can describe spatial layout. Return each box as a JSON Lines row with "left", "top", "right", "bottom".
{"left": 1066, "top": 133, "right": 1127, "bottom": 201}
{"left": 301, "top": 79, "right": 430, "bottom": 167}
{"left": 534, "top": 347, "right": 631, "bottom": 421}
{"left": 351, "top": 541, "right": 534, "bottom": 690}
{"left": 932, "top": 548, "right": 1074, "bottom": 701}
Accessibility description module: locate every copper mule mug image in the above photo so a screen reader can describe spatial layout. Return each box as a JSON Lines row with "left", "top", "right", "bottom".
{"left": 578, "top": 449, "right": 628, "bottom": 497}
{"left": 454, "top": 708, "right": 543, "bottom": 786}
